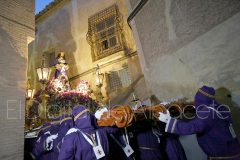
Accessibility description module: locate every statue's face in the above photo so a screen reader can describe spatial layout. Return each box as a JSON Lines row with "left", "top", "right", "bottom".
{"left": 60, "top": 52, "right": 65, "bottom": 57}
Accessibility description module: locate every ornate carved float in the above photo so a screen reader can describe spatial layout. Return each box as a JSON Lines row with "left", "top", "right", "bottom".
{"left": 97, "top": 105, "right": 166, "bottom": 128}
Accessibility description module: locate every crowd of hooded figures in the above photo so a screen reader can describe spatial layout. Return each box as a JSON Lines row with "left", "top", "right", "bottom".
{"left": 30, "top": 86, "right": 240, "bottom": 160}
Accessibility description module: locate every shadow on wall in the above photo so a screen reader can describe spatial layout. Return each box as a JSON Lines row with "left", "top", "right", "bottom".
{"left": 108, "top": 75, "right": 145, "bottom": 106}
{"left": 0, "top": 25, "right": 26, "bottom": 90}
{"left": 215, "top": 87, "right": 240, "bottom": 138}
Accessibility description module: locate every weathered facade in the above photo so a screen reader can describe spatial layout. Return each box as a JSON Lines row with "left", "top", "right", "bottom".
{"left": 0, "top": 0, "right": 35, "bottom": 159}
{"left": 127, "top": 0, "right": 240, "bottom": 159}
{"left": 28, "top": 0, "right": 147, "bottom": 115}
{"left": 128, "top": 0, "right": 240, "bottom": 103}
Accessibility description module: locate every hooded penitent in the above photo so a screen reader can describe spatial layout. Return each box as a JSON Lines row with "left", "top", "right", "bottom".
{"left": 194, "top": 85, "right": 216, "bottom": 107}
{"left": 58, "top": 105, "right": 115, "bottom": 160}
{"left": 52, "top": 114, "right": 74, "bottom": 157}
{"left": 31, "top": 122, "right": 52, "bottom": 160}
{"left": 32, "top": 116, "right": 62, "bottom": 160}
{"left": 165, "top": 85, "right": 240, "bottom": 158}
{"left": 194, "top": 85, "right": 233, "bottom": 123}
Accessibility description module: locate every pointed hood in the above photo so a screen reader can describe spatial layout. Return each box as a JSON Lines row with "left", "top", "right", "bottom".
{"left": 194, "top": 86, "right": 232, "bottom": 122}
{"left": 194, "top": 85, "right": 216, "bottom": 107}
{"left": 72, "top": 105, "right": 97, "bottom": 132}
{"left": 59, "top": 113, "right": 73, "bottom": 126}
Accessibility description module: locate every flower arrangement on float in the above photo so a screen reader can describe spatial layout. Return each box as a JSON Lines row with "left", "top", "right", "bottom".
{"left": 28, "top": 79, "right": 98, "bottom": 119}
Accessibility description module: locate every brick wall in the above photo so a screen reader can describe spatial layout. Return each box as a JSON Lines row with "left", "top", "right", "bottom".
{"left": 0, "top": 0, "right": 34, "bottom": 159}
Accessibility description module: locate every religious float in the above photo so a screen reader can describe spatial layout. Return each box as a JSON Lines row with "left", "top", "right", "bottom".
{"left": 24, "top": 52, "right": 195, "bottom": 151}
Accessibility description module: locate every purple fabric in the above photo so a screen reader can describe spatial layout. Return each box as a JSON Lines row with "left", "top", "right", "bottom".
{"left": 59, "top": 129, "right": 112, "bottom": 160}
{"left": 194, "top": 86, "right": 232, "bottom": 123}
{"left": 58, "top": 105, "right": 113, "bottom": 160}
{"left": 108, "top": 129, "right": 136, "bottom": 160}
{"left": 38, "top": 122, "right": 52, "bottom": 136}
{"left": 32, "top": 122, "right": 52, "bottom": 156}
{"left": 54, "top": 58, "right": 67, "bottom": 79}
{"left": 166, "top": 86, "right": 240, "bottom": 157}
{"left": 55, "top": 70, "right": 67, "bottom": 79}
{"left": 109, "top": 123, "right": 186, "bottom": 160}
{"left": 72, "top": 105, "right": 96, "bottom": 132}
{"left": 165, "top": 134, "right": 187, "bottom": 160}
{"left": 136, "top": 131, "right": 165, "bottom": 160}
{"left": 194, "top": 85, "right": 215, "bottom": 108}
{"left": 133, "top": 121, "right": 166, "bottom": 160}
{"left": 32, "top": 124, "right": 53, "bottom": 160}
{"left": 59, "top": 114, "right": 74, "bottom": 136}
{"left": 53, "top": 114, "right": 74, "bottom": 155}
{"left": 50, "top": 116, "right": 62, "bottom": 134}
{"left": 32, "top": 116, "right": 62, "bottom": 160}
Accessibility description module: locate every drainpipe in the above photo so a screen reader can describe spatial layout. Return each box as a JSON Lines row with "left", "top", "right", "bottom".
{"left": 127, "top": 0, "right": 149, "bottom": 29}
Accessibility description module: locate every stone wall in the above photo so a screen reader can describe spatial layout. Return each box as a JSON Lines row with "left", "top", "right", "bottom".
{"left": 127, "top": 0, "right": 240, "bottom": 159}
{"left": 0, "top": 0, "right": 34, "bottom": 159}
{"left": 128, "top": 0, "right": 240, "bottom": 104}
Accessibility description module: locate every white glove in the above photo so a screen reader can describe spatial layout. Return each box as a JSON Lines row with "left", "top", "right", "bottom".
{"left": 160, "top": 101, "right": 169, "bottom": 106}
{"left": 95, "top": 107, "right": 108, "bottom": 120}
{"left": 45, "top": 134, "right": 58, "bottom": 151}
{"left": 158, "top": 110, "right": 170, "bottom": 123}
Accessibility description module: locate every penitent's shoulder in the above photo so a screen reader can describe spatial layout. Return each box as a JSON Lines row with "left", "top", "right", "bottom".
{"left": 65, "top": 128, "right": 79, "bottom": 136}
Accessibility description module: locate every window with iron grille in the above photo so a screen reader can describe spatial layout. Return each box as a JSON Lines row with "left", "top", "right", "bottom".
{"left": 87, "top": 4, "right": 124, "bottom": 61}
{"left": 108, "top": 67, "right": 132, "bottom": 91}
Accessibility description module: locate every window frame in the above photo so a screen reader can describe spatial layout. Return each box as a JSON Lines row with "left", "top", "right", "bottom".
{"left": 107, "top": 66, "right": 132, "bottom": 92}
{"left": 87, "top": 4, "right": 125, "bottom": 62}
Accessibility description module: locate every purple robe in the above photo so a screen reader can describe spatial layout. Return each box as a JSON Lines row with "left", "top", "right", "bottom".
{"left": 108, "top": 129, "right": 136, "bottom": 160}
{"left": 109, "top": 121, "right": 186, "bottom": 160}
{"left": 52, "top": 114, "right": 74, "bottom": 155}
{"left": 165, "top": 86, "right": 240, "bottom": 159}
{"left": 58, "top": 105, "right": 117, "bottom": 160}
{"left": 50, "top": 116, "right": 62, "bottom": 135}
{"left": 32, "top": 116, "right": 61, "bottom": 160}
{"left": 165, "top": 134, "right": 187, "bottom": 160}
{"left": 132, "top": 121, "right": 166, "bottom": 160}
{"left": 108, "top": 134, "right": 128, "bottom": 160}
{"left": 54, "top": 59, "right": 67, "bottom": 79}
{"left": 32, "top": 122, "right": 52, "bottom": 159}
